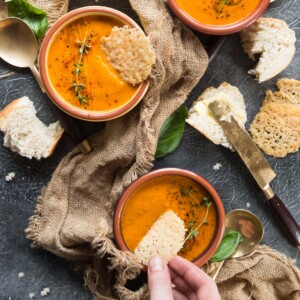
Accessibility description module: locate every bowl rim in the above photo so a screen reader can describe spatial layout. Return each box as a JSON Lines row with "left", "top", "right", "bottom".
{"left": 113, "top": 167, "right": 225, "bottom": 267}
{"left": 167, "top": 0, "right": 270, "bottom": 35}
{"left": 39, "top": 6, "right": 150, "bottom": 122}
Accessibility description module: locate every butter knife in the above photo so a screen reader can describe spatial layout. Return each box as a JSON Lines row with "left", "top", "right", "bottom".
{"left": 208, "top": 100, "right": 300, "bottom": 249}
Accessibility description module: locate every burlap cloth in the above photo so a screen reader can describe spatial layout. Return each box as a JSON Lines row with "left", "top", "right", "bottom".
{"left": 0, "top": 0, "right": 69, "bottom": 25}
{"left": 1, "top": 0, "right": 299, "bottom": 299}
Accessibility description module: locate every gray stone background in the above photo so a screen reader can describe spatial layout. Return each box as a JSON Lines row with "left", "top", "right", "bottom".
{"left": 0, "top": 0, "right": 299, "bottom": 299}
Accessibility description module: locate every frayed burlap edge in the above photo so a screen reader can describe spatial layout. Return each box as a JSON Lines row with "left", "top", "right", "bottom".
{"left": 88, "top": 218, "right": 149, "bottom": 300}
{"left": 26, "top": 189, "right": 46, "bottom": 249}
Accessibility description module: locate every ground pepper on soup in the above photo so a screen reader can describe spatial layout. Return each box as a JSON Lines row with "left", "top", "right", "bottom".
{"left": 120, "top": 175, "right": 218, "bottom": 261}
{"left": 47, "top": 16, "right": 139, "bottom": 111}
{"left": 175, "top": 0, "right": 261, "bottom": 26}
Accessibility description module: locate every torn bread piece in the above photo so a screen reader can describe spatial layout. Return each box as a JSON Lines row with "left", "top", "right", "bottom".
{"left": 186, "top": 82, "right": 247, "bottom": 150}
{"left": 134, "top": 210, "right": 186, "bottom": 265}
{"left": 250, "top": 78, "right": 300, "bottom": 157}
{"left": 101, "top": 25, "right": 155, "bottom": 86}
{"left": 0, "top": 96, "right": 64, "bottom": 160}
{"left": 239, "top": 18, "right": 296, "bottom": 83}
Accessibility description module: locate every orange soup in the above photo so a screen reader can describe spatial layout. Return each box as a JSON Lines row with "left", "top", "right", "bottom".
{"left": 176, "top": 0, "right": 261, "bottom": 26}
{"left": 47, "top": 16, "right": 139, "bottom": 111}
{"left": 121, "top": 175, "right": 218, "bottom": 261}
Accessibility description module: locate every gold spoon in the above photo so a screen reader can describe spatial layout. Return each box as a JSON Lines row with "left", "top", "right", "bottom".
{"left": 0, "top": 17, "right": 45, "bottom": 91}
{"left": 211, "top": 209, "right": 263, "bottom": 281}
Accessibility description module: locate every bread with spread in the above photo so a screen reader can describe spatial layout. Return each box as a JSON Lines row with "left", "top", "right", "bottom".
{"left": 186, "top": 82, "right": 247, "bottom": 150}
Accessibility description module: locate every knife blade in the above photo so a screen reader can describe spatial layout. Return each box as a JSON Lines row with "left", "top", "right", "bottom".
{"left": 208, "top": 100, "right": 300, "bottom": 249}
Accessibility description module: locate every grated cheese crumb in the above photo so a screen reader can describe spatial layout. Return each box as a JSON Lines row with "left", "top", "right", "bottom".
{"left": 246, "top": 202, "right": 251, "bottom": 208}
{"left": 213, "top": 163, "right": 222, "bottom": 171}
{"left": 18, "top": 272, "right": 25, "bottom": 278}
{"left": 40, "top": 287, "right": 50, "bottom": 297}
{"left": 29, "top": 293, "right": 36, "bottom": 299}
{"left": 5, "top": 172, "right": 15, "bottom": 182}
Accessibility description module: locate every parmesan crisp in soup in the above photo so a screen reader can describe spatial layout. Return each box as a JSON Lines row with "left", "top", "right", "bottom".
{"left": 176, "top": 0, "right": 261, "bottom": 26}
{"left": 47, "top": 16, "right": 139, "bottom": 111}
{"left": 121, "top": 175, "right": 218, "bottom": 261}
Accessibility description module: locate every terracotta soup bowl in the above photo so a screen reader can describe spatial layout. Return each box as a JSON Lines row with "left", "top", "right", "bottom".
{"left": 39, "top": 6, "right": 150, "bottom": 121}
{"left": 114, "top": 168, "right": 225, "bottom": 267}
{"left": 167, "top": 0, "right": 270, "bottom": 35}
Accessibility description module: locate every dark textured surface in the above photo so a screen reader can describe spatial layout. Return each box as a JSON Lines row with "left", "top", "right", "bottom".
{"left": 0, "top": 0, "right": 299, "bottom": 299}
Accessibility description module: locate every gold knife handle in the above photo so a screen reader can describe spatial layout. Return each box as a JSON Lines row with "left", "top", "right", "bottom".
{"left": 266, "top": 192, "right": 300, "bottom": 249}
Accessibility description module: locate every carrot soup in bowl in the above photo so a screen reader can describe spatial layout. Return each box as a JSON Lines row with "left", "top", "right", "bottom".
{"left": 167, "top": 0, "right": 270, "bottom": 35}
{"left": 39, "top": 7, "right": 153, "bottom": 121}
{"left": 114, "top": 168, "right": 225, "bottom": 266}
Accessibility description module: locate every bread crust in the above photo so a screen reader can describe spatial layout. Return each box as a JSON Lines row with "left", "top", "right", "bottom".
{"left": 0, "top": 98, "right": 22, "bottom": 125}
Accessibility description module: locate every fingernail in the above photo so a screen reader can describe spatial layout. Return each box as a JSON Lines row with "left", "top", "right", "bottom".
{"left": 149, "top": 255, "right": 164, "bottom": 271}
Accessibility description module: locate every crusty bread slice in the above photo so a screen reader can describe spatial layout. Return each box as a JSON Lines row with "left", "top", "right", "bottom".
{"left": 250, "top": 102, "right": 300, "bottom": 157}
{"left": 134, "top": 210, "right": 186, "bottom": 265}
{"left": 101, "top": 25, "right": 155, "bottom": 86}
{"left": 0, "top": 96, "right": 64, "bottom": 159}
{"left": 186, "top": 82, "right": 247, "bottom": 150}
{"left": 239, "top": 18, "right": 296, "bottom": 83}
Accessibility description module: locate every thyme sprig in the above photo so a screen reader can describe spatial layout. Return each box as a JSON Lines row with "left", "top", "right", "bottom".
{"left": 183, "top": 196, "right": 212, "bottom": 243}
{"left": 70, "top": 29, "right": 92, "bottom": 105}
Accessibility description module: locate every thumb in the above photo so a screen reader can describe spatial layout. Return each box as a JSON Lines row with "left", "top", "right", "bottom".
{"left": 148, "top": 256, "right": 173, "bottom": 300}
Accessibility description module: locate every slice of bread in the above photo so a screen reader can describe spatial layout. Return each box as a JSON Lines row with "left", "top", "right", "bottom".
{"left": 250, "top": 78, "right": 300, "bottom": 157}
{"left": 239, "top": 18, "right": 296, "bottom": 83}
{"left": 186, "top": 82, "right": 247, "bottom": 150}
{"left": 101, "top": 25, "right": 155, "bottom": 86}
{"left": 0, "top": 96, "right": 64, "bottom": 159}
{"left": 134, "top": 210, "right": 186, "bottom": 265}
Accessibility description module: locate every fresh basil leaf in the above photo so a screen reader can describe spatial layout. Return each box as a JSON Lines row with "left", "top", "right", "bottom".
{"left": 210, "top": 230, "right": 243, "bottom": 262}
{"left": 6, "top": 0, "right": 48, "bottom": 39}
{"left": 155, "top": 105, "right": 188, "bottom": 158}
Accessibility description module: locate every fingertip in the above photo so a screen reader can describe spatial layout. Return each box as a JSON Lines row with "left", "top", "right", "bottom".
{"left": 148, "top": 255, "right": 165, "bottom": 272}
{"left": 147, "top": 256, "right": 173, "bottom": 300}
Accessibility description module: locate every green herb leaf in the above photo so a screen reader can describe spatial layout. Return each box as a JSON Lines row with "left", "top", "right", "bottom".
{"left": 210, "top": 230, "right": 243, "bottom": 262}
{"left": 202, "top": 196, "right": 212, "bottom": 207}
{"left": 155, "top": 105, "right": 188, "bottom": 158}
{"left": 6, "top": 0, "right": 48, "bottom": 39}
{"left": 180, "top": 188, "right": 188, "bottom": 197}
{"left": 192, "top": 230, "right": 198, "bottom": 238}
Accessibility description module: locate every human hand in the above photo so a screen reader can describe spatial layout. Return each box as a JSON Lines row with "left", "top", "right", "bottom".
{"left": 148, "top": 255, "right": 221, "bottom": 300}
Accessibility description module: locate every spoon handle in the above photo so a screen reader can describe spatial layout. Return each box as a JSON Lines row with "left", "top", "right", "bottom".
{"left": 30, "top": 64, "right": 92, "bottom": 154}
{"left": 30, "top": 65, "right": 46, "bottom": 93}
